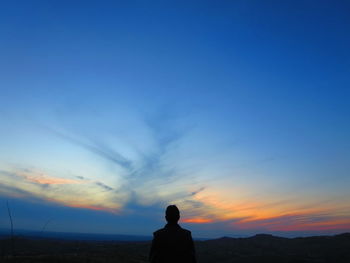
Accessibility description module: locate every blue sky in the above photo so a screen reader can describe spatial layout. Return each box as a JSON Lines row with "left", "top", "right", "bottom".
{"left": 0, "top": 1, "right": 349, "bottom": 238}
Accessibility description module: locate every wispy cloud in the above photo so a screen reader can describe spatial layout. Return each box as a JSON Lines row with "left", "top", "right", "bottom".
{"left": 0, "top": 168, "right": 124, "bottom": 213}
{"left": 190, "top": 187, "right": 206, "bottom": 197}
{"left": 41, "top": 110, "right": 197, "bottom": 211}
{"left": 23, "top": 173, "right": 82, "bottom": 185}
{"left": 8, "top": 112, "right": 349, "bottom": 234}
{"left": 95, "top": 181, "right": 114, "bottom": 191}
{"left": 230, "top": 212, "right": 350, "bottom": 232}
{"left": 43, "top": 127, "right": 133, "bottom": 171}
{"left": 183, "top": 218, "right": 213, "bottom": 223}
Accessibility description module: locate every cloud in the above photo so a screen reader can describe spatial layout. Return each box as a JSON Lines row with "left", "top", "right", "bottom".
{"left": 231, "top": 212, "right": 350, "bottom": 232}
{"left": 190, "top": 187, "right": 206, "bottom": 196}
{"left": 0, "top": 182, "right": 36, "bottom": 199}
{"left": 25, "top": 112, "right": 194, "bottom": 216}
{"left": 95, "top": 181, "right": 114, "bottom": 191}
{"left": 24, "top": 174, "right": 82, "bottom": 185}
{"left": 182, "top": 218, "right": 213, "bottom": 223}
{"left": 41, "top": 108, "right": 193, "bottom": 200}
{"left": 41, "top": 120, "right": 194, "bottom": 209}
{"left": 24, "top": 109, "right": 330, "bottom": 232}
{"left": 71, "top": 110, "right": 193, "bottom": 210}
{"left": 44, "top": 127, "right": 133, "bottom": 171}
{"left": 0, "top": 168, "right": 124, "bottom": 213}
{"left": 5, "top": 168, "right": 83, "bottom": 186}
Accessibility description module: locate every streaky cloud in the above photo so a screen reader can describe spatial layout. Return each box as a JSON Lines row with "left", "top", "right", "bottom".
{"left": 0, "top": 168, "right": 124, "bottom": 213}
{"left": 43, "top": 127, "right": 133, "bottom": 171}
{"left": 95, "top": 181, "right": 114, "bottom": 191}
{"left": 190, "top": 187, "right": 206, "bottom": 196}
{"left": 24, "top": 174, "right": 82, "bottom": 185}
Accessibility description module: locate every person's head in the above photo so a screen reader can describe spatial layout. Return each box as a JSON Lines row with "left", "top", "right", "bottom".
{"left": 165, "top": 205, "right": 180, "bottom": 223}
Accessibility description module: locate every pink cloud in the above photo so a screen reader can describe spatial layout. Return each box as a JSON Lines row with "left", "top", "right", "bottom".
{"left": 25, "top": 175, "right": 82, "bottom": 185}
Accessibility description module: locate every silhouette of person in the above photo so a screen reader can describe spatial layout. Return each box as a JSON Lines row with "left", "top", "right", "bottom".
{"left": 149, "top": 205, "right": 197, "bottom": 263}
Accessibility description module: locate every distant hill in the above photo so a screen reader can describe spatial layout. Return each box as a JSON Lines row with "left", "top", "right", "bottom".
{"left": 1, "top": 232, "right": 349, "bottom": 262}
{"left": 197, "top": 233, "right": 350, "bottom": 263}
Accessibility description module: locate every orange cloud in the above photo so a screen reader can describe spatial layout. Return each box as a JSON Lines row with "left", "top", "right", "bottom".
{"left": 17, "top": 170, "right": 83, "bottom": 185}
{"left": 180, "top": 185, "right": 350, "bottom": 233}
{"left": 271, "top": 218, "right": 350, "bottom": 232}
{"left": 25, "top": 175, "right": 82, "bottom": 185}
{"left": 183, "top": 218, "right": 213, "bottom": 224}
{"left": 68, "top": 203, "right": 116, "bottom": 212}
{"left": 228, "top": 212, "right": 350, "bottom": 232}
{"left": 0, "top": 168, "right": 126, "bottom": 214}
{"left": 44, "top": 197, "right": 121, "bottom": 213}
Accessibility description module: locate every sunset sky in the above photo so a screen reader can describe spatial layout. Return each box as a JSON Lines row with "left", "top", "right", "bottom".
{"left": 0, "top": 1, "right": 349, "bottom": 238}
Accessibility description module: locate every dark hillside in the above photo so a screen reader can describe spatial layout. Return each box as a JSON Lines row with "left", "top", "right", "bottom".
{"left": 196, "top": 233, "right": 350, "bottom": 263}
{"left": 1, "top": 233, "right": 349, "bottom": 263}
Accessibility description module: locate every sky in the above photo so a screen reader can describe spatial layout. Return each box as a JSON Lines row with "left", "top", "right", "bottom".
{"left": 0, "top": 0, "right": 349, "bottom": 238}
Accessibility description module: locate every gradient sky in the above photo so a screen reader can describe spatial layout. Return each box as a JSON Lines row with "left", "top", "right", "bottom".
{"left": 0, "top": 1, "right": 349, "bottom": 238}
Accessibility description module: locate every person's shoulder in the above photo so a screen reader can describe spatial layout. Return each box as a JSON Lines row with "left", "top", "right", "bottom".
{"left": 179, "top": 227, "right": 192, "bottom": 235}
{"left": 153, "top": 228, "right": 166, "bottom": 236}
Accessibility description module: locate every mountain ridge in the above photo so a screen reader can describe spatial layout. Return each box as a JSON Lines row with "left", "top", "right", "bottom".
{"left": 1, "top": 232, "right": 350, "bottom": 262}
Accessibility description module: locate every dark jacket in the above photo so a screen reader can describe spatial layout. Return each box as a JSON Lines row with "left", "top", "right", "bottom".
{"left": 149, "top": 223, "right": 196, "bottom": 263}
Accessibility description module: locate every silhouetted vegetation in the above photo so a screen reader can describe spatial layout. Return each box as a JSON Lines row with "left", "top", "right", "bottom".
{"left": 1, "top": 233, "right": 349, "bottom": 263}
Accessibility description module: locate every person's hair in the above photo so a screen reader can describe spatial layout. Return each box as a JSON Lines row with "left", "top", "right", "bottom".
{"left": 165, "top": 205, "right": 180, "bottom": 223}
